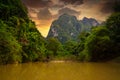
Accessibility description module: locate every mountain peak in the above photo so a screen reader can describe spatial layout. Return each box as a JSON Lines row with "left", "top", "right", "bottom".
{"left": 82, "top": 17, "right": 99, "bottom": 26}
{"left": 47, "top": 15, "right": 99, "bottom": 43}
{"left": 59, "top": 13, "right": 70, "bottom": 19}
{"left": 83, "top": 17, "right": 88, "bottom": 20}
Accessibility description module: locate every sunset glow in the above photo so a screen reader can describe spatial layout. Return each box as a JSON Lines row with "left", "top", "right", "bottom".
{"left": 22, "top": 0, "right": 114, "bottom": 37}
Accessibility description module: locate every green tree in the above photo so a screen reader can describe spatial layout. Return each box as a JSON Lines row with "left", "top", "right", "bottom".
{"left": 78, "top": 12, "right": 120, "bottom": 61}
{"left": 73, "top": 32, "right": 90, "bottom": 56}
{"left": 46, "top": 38, "right": 63, "bottom": 57}
{"left": 0, "top": 0, "right": 47, "bottom": 64}
{"left": 106, "top": 12, "right": 120, "bottom": 57}
{"left": 64, "top": 40, "right": 77, "bottom": 55}
{"left": 0, "top": 21, "right": 22, "bottom": 64}
{"left": 79, "top": 27, "right": 112, "bottom": 61}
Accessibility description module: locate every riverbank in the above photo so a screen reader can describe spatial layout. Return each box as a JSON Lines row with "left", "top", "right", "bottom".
{"left": 1, "top": 55, "right": 120, "bottom": 65}
{"left": 108, "top": 57, "right": 120, "bottom": 63}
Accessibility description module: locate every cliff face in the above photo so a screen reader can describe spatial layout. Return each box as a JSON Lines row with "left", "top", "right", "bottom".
{"left": 47, "top": 14, "right": 99, "bottom": 43}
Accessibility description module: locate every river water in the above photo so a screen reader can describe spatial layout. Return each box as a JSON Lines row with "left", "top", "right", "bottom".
{"left": 0, "top": 61, "right": 120, "bottom": 80}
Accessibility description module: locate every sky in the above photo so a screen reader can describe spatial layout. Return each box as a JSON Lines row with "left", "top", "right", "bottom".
{"left": 21, "top": 0, "right": 119, "bottom": 37}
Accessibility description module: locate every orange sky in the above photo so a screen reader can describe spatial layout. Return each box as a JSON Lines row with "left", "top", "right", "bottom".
{"left": 22, "top": 0, "right": 114, "bottom": 37}
{"left": 30, "top": 10, "right": 110, "bottom": 37}
{"left": 33, "top": 19, "right": 52, "bottom": 37}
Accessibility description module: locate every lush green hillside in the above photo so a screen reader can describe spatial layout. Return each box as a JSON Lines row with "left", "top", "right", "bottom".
{"left": 0, "top": 0, "right": 28, "bottom": 20}
{"left": 0, "top": 0, "right": 47, "bottom": 64}
{"left": 74, "top": 12, "right": 120, "bottom": 61}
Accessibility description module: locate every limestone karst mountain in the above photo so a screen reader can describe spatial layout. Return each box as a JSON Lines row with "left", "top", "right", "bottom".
{"left": 47, "top": 14, "right": 99, "bottom": 43}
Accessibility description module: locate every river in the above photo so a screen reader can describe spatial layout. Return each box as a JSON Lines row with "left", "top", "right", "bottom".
{"left": 0, "top": 61, "right": 120, "bottom": 80}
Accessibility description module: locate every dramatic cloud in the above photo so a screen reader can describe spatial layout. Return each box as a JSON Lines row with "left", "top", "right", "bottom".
{"left": 100, "top": 0, "right": 120, "bottom": 14}
{"left": 58, "top": 7, "right": 81, "bottom": 17}
{"left": 27, "top": 8, "right": 39, "bottom": 20}
{"left": 21, "top": 0, "right": 118, "bottom": 37}
{"left": 50, "top": 4, "right": 64, "bottom": 9}
{"left": 60, "top": 0, "right": 83, "bottom": 5}
{"left": 37, "top": 8, "right": 52, "bottom": 20}
{"left": 22, "top": 0, "right": 52, "bottom": 8}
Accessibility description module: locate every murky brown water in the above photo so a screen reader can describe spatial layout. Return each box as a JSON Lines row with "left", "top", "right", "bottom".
{"left": 0, "top": 61, "right": 120, "bottom": 80}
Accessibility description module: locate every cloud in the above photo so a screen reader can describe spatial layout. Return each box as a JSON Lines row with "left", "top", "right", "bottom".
{"left": 60, "top": 0, "right": 83, "bottom": 5}
{"left": 22, "top": 0, "right": 52, "bottom": 8}
{"left": 50, "top": 4, "right": 64, "bottom": 9}
{"left": 22, "top": 0, "right": 84, "bottom": 9}
{"left": 37, "top": 8, "right": 53, "bottom": 20}
{"left": 21, "top": 0, "right": 118, "bottom": 37}
{"left": 58, "top": 7, "right": 81, "bottom": 17}
{"left": 99, "top": 0, "right": 120, "bottom": 14}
